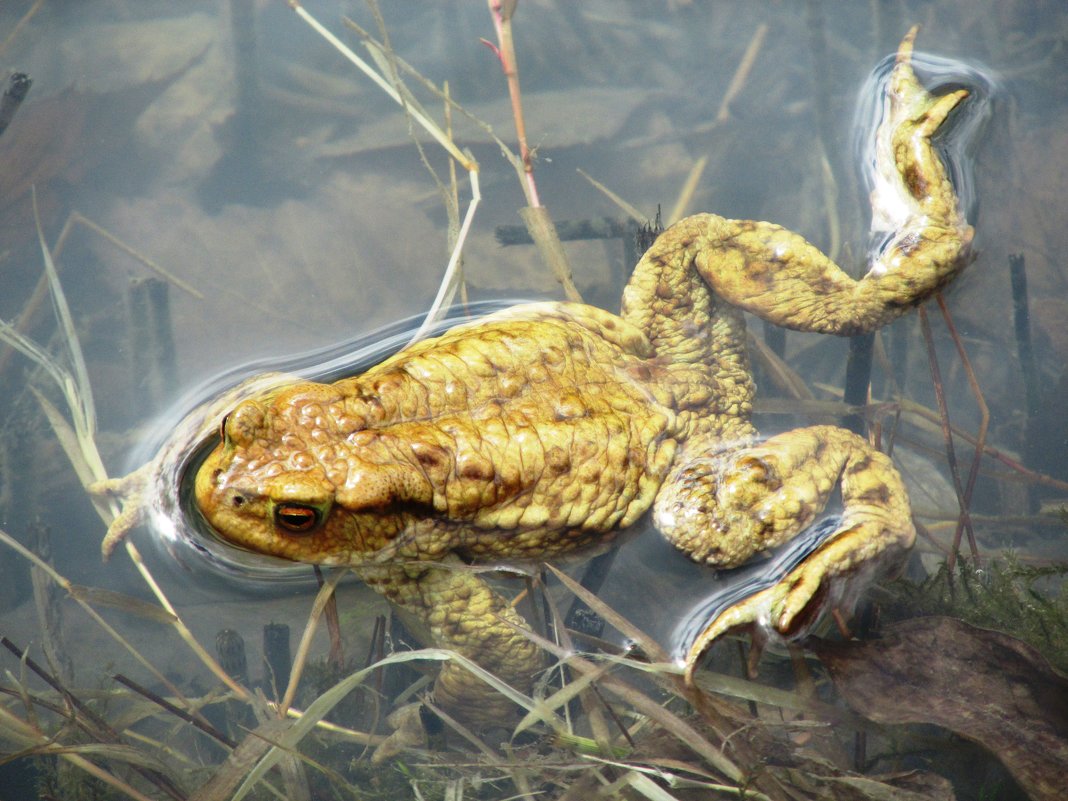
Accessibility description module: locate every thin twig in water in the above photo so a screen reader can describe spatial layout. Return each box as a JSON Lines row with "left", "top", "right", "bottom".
{"left": 918, "top": 304, "right": 980, "bottom": 571}
{"left": 0, "top": 0, "right": 44, "bottom": 56}
{"left": 667, "top": 155, "right": 708, "bottom": 225}
{"left": 1009, "top": 253, "right": 1039, "bottom": 413}
{"left": 58, "top": 212, "right": 203, "bottom": 298}
{"left": 0, "top": 210, "right": 199, "bottom": 380}
{"left": 895, "top": 397, "right": 1068, "bottom": 494}
{"left": 112, "top": 673, "right": 236, "bottom": 750}
{"left": 0, "top": 697, "right": 160, "bottom": 801}
{"left": 124, "top": 541, "right": 251, "bottom": 699}
{"left": 716, "top": 23, "right": 768, "bottom": 123}
{"left": 937, "top": 294, "right": 989, "bottom": 568}
{"left": 280, "top": 568, "right": 346, "bottom": 715}
{"left": 576, "top": 169, "right": 646, "bottom": 223}
{"left": 0, "top": 638, "right": 187, "bottom": 800}
{"left": 441, "top": 80, "right": 471, "bottom": 311}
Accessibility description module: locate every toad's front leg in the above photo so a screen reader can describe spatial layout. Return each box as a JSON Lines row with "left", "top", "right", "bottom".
{"left": 652, "top": 426, "right": 915, "bottom": 678}
{"left": 361, "top": 562, "right": 543, "bottom": 744}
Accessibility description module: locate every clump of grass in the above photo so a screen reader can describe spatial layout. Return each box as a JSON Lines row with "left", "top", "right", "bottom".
{"left": 888, "top": 552, "right": 1068, "bottom": 672}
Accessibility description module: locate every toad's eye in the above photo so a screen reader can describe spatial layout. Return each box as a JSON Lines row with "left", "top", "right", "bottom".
{"left": 275, "top": 503, "right": 321, "bottom": 533}
{"left": 218, "top": 413, "right": 231, "bottom": 443}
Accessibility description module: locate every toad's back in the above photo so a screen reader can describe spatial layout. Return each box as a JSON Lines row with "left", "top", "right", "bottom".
{"left": 199, "top": 303, "right": 682, "bottom": 565}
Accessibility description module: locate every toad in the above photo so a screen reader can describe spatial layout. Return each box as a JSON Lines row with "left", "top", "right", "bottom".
{"left": 159, "top": 30, "right": 975, "bottom": 730}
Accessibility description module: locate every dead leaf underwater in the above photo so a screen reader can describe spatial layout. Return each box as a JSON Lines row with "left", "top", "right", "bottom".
{"left": 812, "top": 616, "right": 1068, "bottom": 801}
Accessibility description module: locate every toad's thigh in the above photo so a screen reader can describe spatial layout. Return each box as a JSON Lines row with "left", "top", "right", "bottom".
{"left": 652, "top": 425, "right": 913, "bottom": 567}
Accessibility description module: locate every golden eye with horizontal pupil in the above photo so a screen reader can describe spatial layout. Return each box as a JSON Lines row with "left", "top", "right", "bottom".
{"left": 274, "top": 503, "right": 322, "bottom": 533}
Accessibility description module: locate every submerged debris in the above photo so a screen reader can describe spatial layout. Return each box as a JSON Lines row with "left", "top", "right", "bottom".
{"left": 813, "top": 616, "right": 1068, "bottom": 801}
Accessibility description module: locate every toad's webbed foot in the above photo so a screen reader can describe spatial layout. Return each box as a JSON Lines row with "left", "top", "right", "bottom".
{"left": 90, "top": 462, "right": 156, "bottom": 559}
{"left": 652, "top": 426, "right": 914, "bottom": 679}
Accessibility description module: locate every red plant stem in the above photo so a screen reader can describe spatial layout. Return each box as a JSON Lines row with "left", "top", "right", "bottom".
{"left": 868, "top": 399, "right": 1068, "bottom": 494}
{"left": 919, "top": 304, "right": 980, "bottom": 572}
{"left": 488, "top": 0, "right": 541, "bottom": 206}
{"left": 937, "top": 294, "right": 989, "bottom": 569}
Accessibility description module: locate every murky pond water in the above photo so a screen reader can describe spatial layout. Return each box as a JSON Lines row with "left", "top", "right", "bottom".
{"left": 1, "top": 2, "right": 1065, "bottom": 799}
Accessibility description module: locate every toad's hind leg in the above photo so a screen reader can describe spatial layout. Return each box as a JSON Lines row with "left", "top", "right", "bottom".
{"left": 676, "top": 28, "right": 972, "bottom": 339}
{"left": 652, "top": 426, "right": 915, "bottom": 674}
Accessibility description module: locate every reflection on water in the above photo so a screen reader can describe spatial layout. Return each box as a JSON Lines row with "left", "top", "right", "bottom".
{"left": 669, "top": 515, "right": 843, "bottom": 661}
